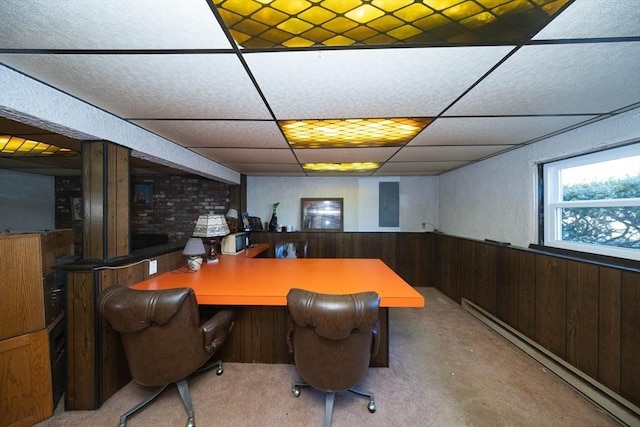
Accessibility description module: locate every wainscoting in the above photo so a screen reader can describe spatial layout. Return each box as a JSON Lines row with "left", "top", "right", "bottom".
{"left": 252, "top": 231, "right": 640, "bottom": 410}
{"left": 65, "top": 231, "right": 639, "bottom": 414}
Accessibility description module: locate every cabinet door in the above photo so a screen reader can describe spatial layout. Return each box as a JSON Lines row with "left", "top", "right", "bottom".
{"left": 0, "top": 234, "right": 45, "bottom": 340}
{"left": 0, "top": 329, "right": 53, "bottom": 426}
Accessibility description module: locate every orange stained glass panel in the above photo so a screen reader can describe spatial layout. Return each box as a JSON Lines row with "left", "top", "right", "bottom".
{"left": 212, "top": 0, "right": 572, "bottom": 48}
{"left": 279, "top": 117, "right": 433, "bottom": 149}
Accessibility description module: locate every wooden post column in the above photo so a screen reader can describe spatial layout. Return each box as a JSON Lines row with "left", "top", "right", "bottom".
{"left": 82, "top": 141, "right": 130, "bottom": 260}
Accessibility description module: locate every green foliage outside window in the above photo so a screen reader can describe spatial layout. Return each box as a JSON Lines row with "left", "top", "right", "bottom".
{"left": 561, "top": 176, "right": 640, "bottom": 249}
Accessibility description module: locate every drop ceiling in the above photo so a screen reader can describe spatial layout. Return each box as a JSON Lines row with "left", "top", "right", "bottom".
{"left": 0, "top": 0, "right": 638, "bottom": 178}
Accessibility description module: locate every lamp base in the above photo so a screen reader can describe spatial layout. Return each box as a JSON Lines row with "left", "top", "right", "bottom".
{"left": 187, "top": 256, "right": 203, "bottom": 271}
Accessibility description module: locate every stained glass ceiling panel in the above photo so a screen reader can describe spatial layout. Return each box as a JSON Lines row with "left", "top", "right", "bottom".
{"left": 212, "top": 0, "right": 572, "bottom": 48}
{"left": 0, "top": 135, "right": 77, "bottom": 157}
{"left": 279, "top": 117, "right": 433, "bottom": 148}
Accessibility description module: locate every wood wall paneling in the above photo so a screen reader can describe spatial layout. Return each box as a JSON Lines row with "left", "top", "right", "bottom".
{"left": 534, "top": 254, "right": 567, "bottom": 359}
{"left": 83, "top": 143, "right": 104, "bottom": 259}
{"left": 598, "top": 267, "right": 621, "bottom": 393}
{"left": 566, "top": 262, "right": 599, "bottom": 379}
{"left": 620, "top": 270, "right": 640, "bottom": 404}
{"left": 432, "top": 234, "right": 640, "bottom": 408}
{"left": 497, "top": 248, "right": 520, "bottom": 329}
{"left": 517, "top": 250, "right": 536, "bottom": 340}
{"left": 82, "top": 142, "right": 130, "bottom": 260}
{"left": 65, "top": 270, "right": 96, "bottom": 410}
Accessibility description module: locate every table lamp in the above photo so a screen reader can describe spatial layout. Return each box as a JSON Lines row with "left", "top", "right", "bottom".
{"left": 183, "top": 237, "right": 206, "bottom": 271}
{"left": 192, "top": 214, "right": 230, "bottom": 263}
{"left": 225, "top": 208, "right": 239, "bottom": 233}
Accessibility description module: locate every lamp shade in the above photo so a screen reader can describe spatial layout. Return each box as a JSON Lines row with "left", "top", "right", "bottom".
{"left": 183, "top": 237, "right": 206, "bottom": 256}
{"left": 226, "top": 208, "right": 239, "bottom": 219}
{"left": 193, "top": 214, "right": 230, "bottom": 238}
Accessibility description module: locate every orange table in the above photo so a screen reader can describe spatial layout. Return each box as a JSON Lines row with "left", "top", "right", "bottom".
{"left": 131, "top": 243, "right": 424, "bottom": 367}
{"left": 132, "top": 243, "right": 424, "bottom": 308}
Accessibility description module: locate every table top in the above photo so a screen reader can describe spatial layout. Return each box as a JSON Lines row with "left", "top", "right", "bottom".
{"left": 131, "top": 244, "right": 424, "bottom": 307}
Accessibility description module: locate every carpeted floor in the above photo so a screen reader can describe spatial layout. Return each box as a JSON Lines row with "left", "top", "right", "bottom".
{"left": 37, "top": 287, "right": 618, "bottom": 426}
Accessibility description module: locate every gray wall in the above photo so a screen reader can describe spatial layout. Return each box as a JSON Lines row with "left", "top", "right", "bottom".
{"left": 0, "top": 169, "right": 55, "bottom": 232}
{"left": 438, "top": 108, "right": 639, "bottom": 248}
{"left": 247, "top": 176, "right": 439, "bottom": 232}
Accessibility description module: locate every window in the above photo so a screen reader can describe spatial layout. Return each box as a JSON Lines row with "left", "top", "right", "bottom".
{"left": 541, "top": 143, "right": 640, "bottom": 261}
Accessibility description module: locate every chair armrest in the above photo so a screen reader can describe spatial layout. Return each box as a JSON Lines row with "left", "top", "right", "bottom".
{"left": 287, "top": 325, "right": 294, "bottom": 354}
{"left": 202, "top": 309, "right": 236, "bottom": 354}
{"left": 370, "top": 319, "right": 380, "bottom": 357}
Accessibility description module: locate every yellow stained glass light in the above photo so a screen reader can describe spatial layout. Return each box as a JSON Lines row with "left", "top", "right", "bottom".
{"left": 279, "top": 117, "right": 432, "bottom": 148}
{"left": 212, "top": 0, "right": 572, "bottom": 48}
{"left": 0, "top": 135, "right": 76, "bottom": 156}
{"left": 303, "top": 162, "right": 381, "bottom": 172}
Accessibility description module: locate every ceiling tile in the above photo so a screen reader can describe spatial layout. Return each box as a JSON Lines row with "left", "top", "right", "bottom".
{"left": 380, "top": 161, "right": 468, "bottom": 172}
{"left": 224, "top": 163, "right": 305, "bottom": 175}
{"left": 392, "top": 146, "right": 511, "bottom": 162}
{"left": 0, "top": 0, "right": 232, "bottom": 49}
{"left": 1, "top": 1, "right": 637, "bottom": 179}
{"left": 412, "top": 116, "right": 597, "bottom": 146}
{"left": 447, "top": 42, "right": 640, "bottom": 116}
{"left": 534, "top": 0, "right": 640, "bottom": 40}
{"left": 132, "top": 120, "right": 288, "bottom": 149}
{"left": 244, "top": 46, "right": 512, "bottom": 119}
{"left": 0, "top": 53, "right": 271, "bottom": 120}
{"left": 191, "top": 148, "right": 297, "bottom": 164}
{"left": 294, "top": 147, "right": 399, "bottom": 163}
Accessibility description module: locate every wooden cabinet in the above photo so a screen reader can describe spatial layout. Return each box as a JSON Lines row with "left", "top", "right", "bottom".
{"left": 0, "top": 230, "right": 73, "bottom": 426}
{"left": 0, "top": 330, "right": 53, "bottom": 427}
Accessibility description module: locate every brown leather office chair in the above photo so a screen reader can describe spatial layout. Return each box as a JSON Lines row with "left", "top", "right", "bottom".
{"left": 97, "top": 286, "right": 236, "bottom": 427}
{"left": 275, "top": 240, "right": 308, "bottom": 258}
{"left": 286, "top": 288, "right": 380, "bottom": 427}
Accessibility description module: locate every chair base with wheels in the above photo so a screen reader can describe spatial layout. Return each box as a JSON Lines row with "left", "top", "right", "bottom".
{"left": 119, "top": 358, "right": 224, "bottom": 427}
{"left": 286, "top": 288, "right": 381, "bottom": 426}
{"left": 291, "top": 380, "right": 376, "bottom": 427}
{"left": 97, "top": 286, "right": 236, "bottom": 427}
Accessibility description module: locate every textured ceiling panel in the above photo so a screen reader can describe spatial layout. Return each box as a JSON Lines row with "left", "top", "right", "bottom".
{"left": 132, "top": 120, "right": 288, "bottom": 149}
{"left": 447, "top": 42, "right": 640, "bottom": 116}
{"left": 223, "top": 163, "right": 305, "bottom": 174}
{"left": 0, "top": 54, "right": 271, "bottom": 120}
{"left": 379, "top": 161, "right": 467, "bottom": 172}
{"left": 191, "top": 148, "right": 298, "bottom": 164}
{"left": 534, "top": 0, "right": 640, "bottom": 39}
{"left": 392, "top": 145, "right": 510, "bottom": 162}
{"left": 0, "top": 0, "right": 638, "bottom": 178}
{"left": 0, "top": 0, "right": 232, "bottom": 49}
{"left": 411, "top": 116, "right": 597, "bottom": 146}
{"left": 244, "top": 46, "right": 512, "bottom": 118}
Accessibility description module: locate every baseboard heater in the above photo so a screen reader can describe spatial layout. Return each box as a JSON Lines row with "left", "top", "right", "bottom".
{"left": 461, "top": 298, "right": 640, "bottom": 427}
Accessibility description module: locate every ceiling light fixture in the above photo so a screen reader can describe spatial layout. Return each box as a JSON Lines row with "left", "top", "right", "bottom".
{"left": 303, "top": 162, "right": 381, "bottom": 172}
{"left": 279, "top": 117, "right": 432, "bottom": 148}
{"left": 212, "top": 0, "right": 572, "bottom": 48}
{"left": 0, "top": 135, "right": 76, "bottom": 156}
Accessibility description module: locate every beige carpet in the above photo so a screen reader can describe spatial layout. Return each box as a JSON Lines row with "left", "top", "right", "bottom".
{"left": 37, "top": 288, "right": 618, "bottom": 427}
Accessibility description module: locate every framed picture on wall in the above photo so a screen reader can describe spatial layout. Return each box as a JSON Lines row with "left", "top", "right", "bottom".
{"left": 300, "top": 198, "right": 343, "bottom": 232}
{"left": 71, "top": 197, "right": 82, "bottom": 221}
{"left": 133, "top": 182, "right": 153, "bottom": 208}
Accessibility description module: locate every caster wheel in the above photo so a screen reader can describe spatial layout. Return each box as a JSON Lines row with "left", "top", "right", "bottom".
{"left": 216, "top": 367, "right": 223, "bottom": 376}
{"left": 368, "top": 401, "right": 376, "bottom": 413}
{"left": 292, "top": 386, "right": 300, "bottom": 397}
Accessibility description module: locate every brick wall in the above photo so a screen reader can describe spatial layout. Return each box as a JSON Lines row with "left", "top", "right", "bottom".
{"left": 131, "top": 175, "right": 230, "bottom": 243}
{"left": 55, "top": 174, "right": 230, "bottom": 256}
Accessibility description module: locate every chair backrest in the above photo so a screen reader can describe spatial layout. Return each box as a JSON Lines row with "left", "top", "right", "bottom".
{"left": 286, "top": 288, "right": 380, "bottom": 392}
{"left": 97, "top": 286, "right": 211, "bottom": 387}
{"left": 275, "top": 241, "right": 308, "bottom": 258}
